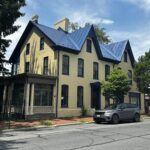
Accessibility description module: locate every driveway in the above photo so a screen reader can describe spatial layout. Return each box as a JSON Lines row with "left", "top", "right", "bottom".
{"left": 0, "top": 120, "right": 150, "bottom": 150}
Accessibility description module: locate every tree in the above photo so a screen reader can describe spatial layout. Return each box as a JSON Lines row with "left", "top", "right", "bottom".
{"left": 134, "top": 50, "right": 150, "bottom": 93}
{"left": 69, "top": 22, "right": 111, "bottom": 44}
{"left": 102, "top": 69, "right": 131, "bottom": 104}
{"left": 0, "top": 0, "right": 26, "bottom": 76}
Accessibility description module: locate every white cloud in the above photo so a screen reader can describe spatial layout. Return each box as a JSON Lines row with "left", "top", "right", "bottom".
{"left": 108, "top": 30, "right": 150, "bottom": 60}
{"left": 121, "top": 0, "right": 150, "bottom": 11}
{"left": 69, "top": 11, "right": 114, "bottom": 27}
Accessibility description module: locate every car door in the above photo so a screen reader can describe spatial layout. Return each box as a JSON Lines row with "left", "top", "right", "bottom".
{"left": 117, "top": 104, "right": 128, "bottom": 120}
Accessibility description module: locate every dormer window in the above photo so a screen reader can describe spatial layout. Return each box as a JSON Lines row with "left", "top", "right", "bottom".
{"left": 124, "top": 51, "right": 127, "bottom": 62}
{"left": 26, "top": 43, "right": 30, "bottom": 55}
{"left": 86, "top": 39, "right": 92, "bottom": 53}
{"left": 40, "top": 37, "right": 44, "bottom": 50}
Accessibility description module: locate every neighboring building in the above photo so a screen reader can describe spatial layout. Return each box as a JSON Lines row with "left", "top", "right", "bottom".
{"left": 0, "top": 17, "right": 145, "bottom": 119}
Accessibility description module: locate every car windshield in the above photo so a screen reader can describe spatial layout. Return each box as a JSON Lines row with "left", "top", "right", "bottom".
{"left": 105, "top": 104, "right": 117, "bottom": 110}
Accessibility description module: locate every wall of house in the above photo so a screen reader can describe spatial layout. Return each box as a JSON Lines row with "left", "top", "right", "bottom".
{"left": 18, "top": 27, "right": 58, "bottom": 115}
{"left": 19, "top": 27, "right": 57, "bottom": 76}
{"left": 57, "top": 38, "right": 144, "bottom": 117}
{"left": 15, "top": 26, "right": 144, "bottom": 117}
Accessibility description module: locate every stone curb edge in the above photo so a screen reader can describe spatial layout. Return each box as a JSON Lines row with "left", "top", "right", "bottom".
{"left": 1, "top": 121, "right": 94, "bottom": 133}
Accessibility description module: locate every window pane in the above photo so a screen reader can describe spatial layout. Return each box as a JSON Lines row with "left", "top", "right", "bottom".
{"left": 128, "top": 70, "right": 132, "bottom": 85}
{"left": 77, "top": 86, "right": 83, "bottom": 107}
{"left": 40, "top": 37, "right": 44, "bottom": 50}
{"left": 93, "top": 62, "right": 98, "bottom": 79}
{"left": 61, "top": 85, "right": 68, "bottom": 107}
{"left": 105, "top": 65, "right": 110, "bottom": 80}
{"left": 43, "top": 57, "right": 48, "bottom": 75}
{"left": 62, "top": 55, "right": 69, "bottom": 75}
{"left": 25, "top": 62, "right": 29, "bottom": 73}
{"left": 78, "top": 59, "right": 84, "bottom": 77}
{"left": 34, "top": 84, "right": 53, "bottom": 106}
{"left": 124, "top": 51, "right": 127, "bottom": 62}
{"left": 86, "top": 39, "right": 92, "bottom": 52}
{"left": 26, "top": 43, "right": 30, "bottom": 55}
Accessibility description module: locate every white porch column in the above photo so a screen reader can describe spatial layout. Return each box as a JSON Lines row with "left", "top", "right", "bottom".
{"left": 30, "top": 83, "right": 34, "bottom": 115}
{"left": 24, "top": 83, "right": 30, "bottom": 116}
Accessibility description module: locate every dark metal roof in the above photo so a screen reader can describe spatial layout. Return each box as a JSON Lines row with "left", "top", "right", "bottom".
{"left": 9, "top": 21, "right": 135, "bottom": 66}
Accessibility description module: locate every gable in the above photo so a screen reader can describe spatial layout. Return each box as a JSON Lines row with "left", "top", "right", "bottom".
{"left": 9, "top": 20, "right": 135, "bottom": 66}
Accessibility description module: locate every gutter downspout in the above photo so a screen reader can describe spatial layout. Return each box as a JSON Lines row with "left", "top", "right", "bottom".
{"left": 56, "top": 50, "right": 60, "bottom": 118}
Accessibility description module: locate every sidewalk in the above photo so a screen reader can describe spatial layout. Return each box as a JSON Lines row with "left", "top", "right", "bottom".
{"left": 0, "top": 117, "right": 93, "bottom": 131}
{"left": 0, "top": 115, "right": 149, "bottom": 132}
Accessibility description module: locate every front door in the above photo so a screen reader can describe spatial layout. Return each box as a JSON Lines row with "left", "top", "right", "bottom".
{"left": 91, "top": 82, "right": 101, "bottom": 110}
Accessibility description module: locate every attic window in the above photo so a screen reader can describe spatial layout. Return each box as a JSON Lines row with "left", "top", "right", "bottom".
{"left": 124, "top": 51, "right": 127, "bottom": 62}
{"left": 40, "top": 37, "right": 44, "bottom": 50}
{"left": 26, "top": 43, "right": 30, "bottom": 55}
{"left": 86, "top": 39, "right": 92, "bottom": 53}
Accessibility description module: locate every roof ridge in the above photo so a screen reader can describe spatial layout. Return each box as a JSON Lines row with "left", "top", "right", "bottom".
{"left": 100, "top": 43, "right": 118, "bottom": 59}
{"left": 67, "top": 34, "right": 80, "bottom": 50}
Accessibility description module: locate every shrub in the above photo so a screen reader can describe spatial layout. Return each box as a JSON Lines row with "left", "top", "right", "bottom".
{"left": 81, "top": 106, "right": 87, "bottom": 117}
{"left": 40, "top": 120, "right": 53, "bottom": 126}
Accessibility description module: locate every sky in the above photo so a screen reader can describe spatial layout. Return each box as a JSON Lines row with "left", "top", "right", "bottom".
{"left": 6, "top": 0, "right": 150, "bottom": 61}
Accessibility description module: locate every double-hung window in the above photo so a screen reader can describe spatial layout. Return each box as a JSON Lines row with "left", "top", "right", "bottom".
{"left": 62, "top": 55, "right": 69, "bottom": 75}
{"left": 77, "top": 86, "right": 83, "bottom": 108}
{"left": 78, "top": 58, "right": 84, "bottom": 77}
{"left": 93, "top": 62, "right": 99, "bottom": 80}
{"left": 43, "top": 57, "right": 48, "bottom": 75}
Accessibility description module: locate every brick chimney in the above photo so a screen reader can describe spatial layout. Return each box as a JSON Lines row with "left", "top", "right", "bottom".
{"left": 54, "top": 18, "right": 69, "bottom": 32}
{"left": 31, "top": 15, "right": 39, "bottom": 23}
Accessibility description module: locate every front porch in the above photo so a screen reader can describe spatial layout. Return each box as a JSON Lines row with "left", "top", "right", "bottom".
{"left": 0, "top": 73, "right": 57, "bottom": 120}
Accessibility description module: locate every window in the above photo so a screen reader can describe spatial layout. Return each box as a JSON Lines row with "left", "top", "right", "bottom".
{"left": 12, "top": 84, "right": 24, "bottom": 106}
{"left": 43, "top": 57, "right": 48, "bottom": 75}
{"left": 124, "top": 51, "right": 127, "bottom": 62}
{"left": 26, "top": 43, "right": 30, "bottom": 55}
{"left": 105, "top": 65, "right": 110, "bottom": 80}
{"left": 40, "top": 37, "right": 44, "bottom": 50}
{"left": 34, "top": 84, "right": 53, "bottom": 106}
{"left": 61, "top": 85, "right": 69, "bottom": 107}
{"left": 25, "top": 62, "right": 29, "bottom": 73}
{"left": 78, "top": 58, "right": 84, "bottom": 77}
{"left": 93, "top": 62, "right": 99, "bottom": 79}
{"left": 129, "top": 92, "right": 141, "bottom": 109}
{"left": 62, "top": 55, "right": 69, "bottom": 75}
{"left": 77, "top": 86, "right": 83, "bottom": 108}
{"left": 128, "top": 70, "right": 132, "bottom": 85}
{"left": 86, "top": 39, "right": 92, "bottom": 53}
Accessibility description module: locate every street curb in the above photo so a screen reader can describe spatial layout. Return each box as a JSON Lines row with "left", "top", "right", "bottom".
{"left": 1, "top": 121, "right": 94, "bottom": 133}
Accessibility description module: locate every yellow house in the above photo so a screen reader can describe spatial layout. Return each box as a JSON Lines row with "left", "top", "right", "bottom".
{"left": 0, "top": 17, "right": 145, "bottom": 119}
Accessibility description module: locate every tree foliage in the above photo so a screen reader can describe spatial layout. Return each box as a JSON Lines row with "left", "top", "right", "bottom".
{"left": 134, "top": 50, "right": 150, "bottom": 93}
{"left": 102, "top": 69, "right": 131, "bottom": 104}
{"left": 0, "top": 0, "right": 26, "bottom": 75}
{"left": 69, "top": 22, "right": 111, "bottom": 44}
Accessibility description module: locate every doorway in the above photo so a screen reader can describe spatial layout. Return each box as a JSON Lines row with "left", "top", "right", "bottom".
{"left": 91, "top": 82, "right": 101, "bottom": 110}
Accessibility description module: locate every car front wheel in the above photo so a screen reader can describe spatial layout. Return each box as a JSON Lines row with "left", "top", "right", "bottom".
{"left": 134, "top": 113, "right": 140, "bottom": 122}
{"left": 112, "top": 114, "right": 119, "bottom": 124}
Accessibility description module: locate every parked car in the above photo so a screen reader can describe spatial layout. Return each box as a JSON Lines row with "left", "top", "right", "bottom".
{"left": 93, "top": 103, "right": 140, "bottom": 124}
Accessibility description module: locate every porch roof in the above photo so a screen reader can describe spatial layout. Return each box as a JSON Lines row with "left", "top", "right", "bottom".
{"left": 0, "top": 73, "right": 57, "bottom": 85}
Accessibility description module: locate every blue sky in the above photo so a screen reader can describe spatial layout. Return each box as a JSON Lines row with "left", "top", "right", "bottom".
{"left": 6, "top": 0, "right": 150, "bottom": 60}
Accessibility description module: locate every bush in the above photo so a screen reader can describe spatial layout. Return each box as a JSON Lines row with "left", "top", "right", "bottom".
{"left": 81, "top": 106, "right": 87, "bottom": 117}
{"left": 40, "top": 120, "right": 53, "bottom": 126}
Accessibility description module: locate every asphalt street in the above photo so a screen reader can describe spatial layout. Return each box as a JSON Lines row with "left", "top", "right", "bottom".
{"left": 1, "top": 120, "right": 150, "bottom": 150}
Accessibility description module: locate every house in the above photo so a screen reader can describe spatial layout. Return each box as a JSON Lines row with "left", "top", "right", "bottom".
{"left": 0, "top": 16, "right": 145, "bottom": 119}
